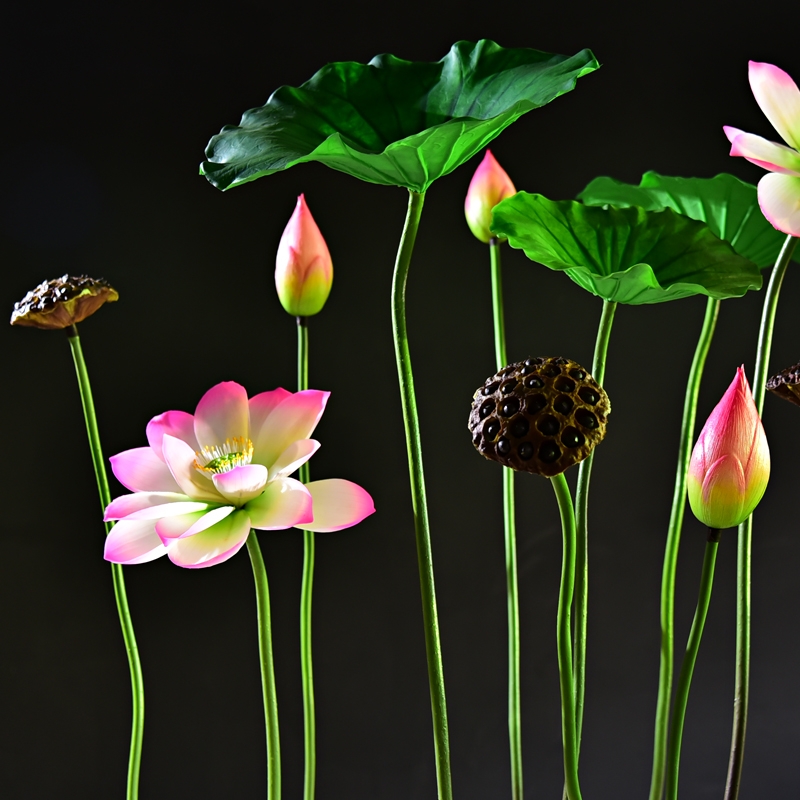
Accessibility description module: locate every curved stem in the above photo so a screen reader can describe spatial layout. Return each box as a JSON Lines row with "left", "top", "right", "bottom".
{"left": 648, "top": 296, "right": 720, "bottom": 800}
{"left": 551, "top": 473, "right": 582, "bottom": 800}
{"left": 67, "top": 327, "right": 143, "bottom": 800}
{"left": 296, "top": 317, "right": 316, "bottom": 800}
{"left": 391, "top": 189, "right": 452, "bottom": 800}
{"left": 572, "top": 299, "right": 617, "bottom": 756}
{"left": 665, "top": 530, "right": 721, "bottom": 800}
{"left": 725, "top": 233, "right": 798, "bottom": 800}
{"left": 246, "top": 530, "right": 281, "bottom": 800}
{"left": 490, "top": 239, "right": 522, "bottom": 800}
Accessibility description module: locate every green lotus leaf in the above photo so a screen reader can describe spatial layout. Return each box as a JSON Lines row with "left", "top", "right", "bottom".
{"left": 200, "top": 40, "right": 599, "bottom": 193}
{"left": 578, "top": 172, "right": 793, "bottom": 268}
{"left": 490, "top": 192, "right": 763, "bottom": 305}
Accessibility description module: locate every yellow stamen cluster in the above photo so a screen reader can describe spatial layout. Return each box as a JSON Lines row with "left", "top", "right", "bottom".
{"left": 194, "top": 437, "right": 254, "bottom": 475}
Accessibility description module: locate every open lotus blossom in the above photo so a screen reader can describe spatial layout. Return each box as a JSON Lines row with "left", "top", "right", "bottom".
{"left": 687, "top": 367, "right": 770, "bottom": 530}
{"left": 724, "top": 61, "right": 800, "bottom": 236}
{"left": 104, "top": 381, "right": 375, "bottom": 568}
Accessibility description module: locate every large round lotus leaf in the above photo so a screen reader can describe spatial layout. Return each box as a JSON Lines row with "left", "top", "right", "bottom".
{"left": 490, "top": 192, "right": 762, "bottom": 305}
{"left": 579, "top": 172, "right": 795, "bottom": 268}
{"left": 201, "top": 40, "right": 599, "bottom": 193}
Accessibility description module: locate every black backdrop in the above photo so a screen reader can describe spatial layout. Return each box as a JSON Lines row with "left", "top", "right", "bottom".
{"left": 4, "top": 1, "right": 800, "bottom": 797}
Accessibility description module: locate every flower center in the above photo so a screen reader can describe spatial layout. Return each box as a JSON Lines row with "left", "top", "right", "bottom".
{"left": 194, "top": 437, "right": 254, "bottom": 475}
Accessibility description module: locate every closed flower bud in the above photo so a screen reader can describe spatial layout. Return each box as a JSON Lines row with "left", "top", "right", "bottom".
{"left": 687, "top": 367, "right": 770, "bottom": 529}
{"left": 275, "top": 194, "right": 333, "bottom": 317}
{"left": 464, "top": 150, "right": 516, "bottom": 243}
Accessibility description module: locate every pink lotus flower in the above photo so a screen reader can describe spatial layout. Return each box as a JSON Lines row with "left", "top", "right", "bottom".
{"left": 724, "top": 61, "right": 800, "bottom": 236}
{"left": 104, "top": 381, "right": 374, "bottom": 568}
{"left": 464, "top": 150, "right": 516, "bottom": 243}
{"left": 687, "top": 367, "right": 770, "bottom": 530}
{"left": 275, "top": 194, "right": 333, "bottom": 317}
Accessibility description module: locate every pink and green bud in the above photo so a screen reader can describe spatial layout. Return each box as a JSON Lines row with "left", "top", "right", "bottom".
{"left": 687, "top": 367, "right": 770, "bottom": 530}
{"left": 464, "top": 150, "right": 516, "bottom": 243}
{"left": 275, "top": 194, "right": 333, "bottom": 317}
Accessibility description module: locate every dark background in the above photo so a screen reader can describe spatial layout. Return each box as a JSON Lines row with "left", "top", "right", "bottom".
{"left": 4, "top": 1, "right": 800, "bottom": 797}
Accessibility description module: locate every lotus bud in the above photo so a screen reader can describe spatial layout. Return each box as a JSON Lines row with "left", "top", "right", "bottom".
{"left": 10, "top": 274, "right": 118, "bottom": 330}
{"left": 687, "top": 367, "right": 770, "bottom": 529}
{"left": 464, "top": 150, "right": 517, "bottom": 243}
{"left": 275, "top": 194, "right": 333, "bottom": 317}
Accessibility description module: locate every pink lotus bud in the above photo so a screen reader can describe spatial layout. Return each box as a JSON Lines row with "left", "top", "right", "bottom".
{"left": 687, "top": 367, "right": 770, "bottom": 529}
{"left": 275, "top": 194, "right": 333, "bottom": 317}
{"left": 464, "top": 150, "right": 517, "bottom": 243}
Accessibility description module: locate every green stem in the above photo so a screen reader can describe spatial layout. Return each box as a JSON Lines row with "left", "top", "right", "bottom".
{"left": 490, "top": 239, "right": 522, "bottom": 800}
{"left": 551, "top": 473, "right": 582, "bottom": 800}
{"left": 724, "top": 233, "right": 798, "bottom": 800}
{"left": 649, "top": 296, "right": 720, "bottom": 800}
{"left": 296, "top": 317, "right": 316, "bottom": 800}
{"left": 391, "top": 189, "right": 452, "bottom": 800}
{"left": 572, "top": 299, "right": 616, "bottom": 755}
{"left": 665, "top": 530, "right": 721, "bottom": 800}
{"left": 67, "top": 326, "right": 143, "bottom": 800}
{"left": 246, "top": 530, "right": 281, "bottom": 800}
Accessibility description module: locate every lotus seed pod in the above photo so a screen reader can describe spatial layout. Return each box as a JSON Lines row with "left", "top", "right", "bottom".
{"left": 766, "top": 361, "right": 800, "bottom": 407}
{"left": 468, "top": 356, "right": 611, "bottom": 477}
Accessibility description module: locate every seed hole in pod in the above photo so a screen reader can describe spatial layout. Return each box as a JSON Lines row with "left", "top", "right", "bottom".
{"left": 499, "top": 367, "right": 515, "bottom": 377}
{"left": 510, "top": 417, "right": 529, "bottom": 438}
{"left": 562, "top": 426, "right": 585, "bottom": 448}
{"left": 542, "top": 364, "right": 561, "bottom": 377}
{"left": 527, "top": 394, "right": 547, "bottom": 414}
{"left": 497, "top": 437, "right": 511, "bottom": 455}
{"left": 501, "top": 398, "right": 520, "bottom": 417}
{"left": 555, "top": 377, "right": 575, "bottom": 393}
{"left": 520, "top": 366, "right": 536, "bottom": 375}
{"left": 576, "top": 409, "right": 598, "bottom": 429}
{"left": 554, "top": 357, "right": 568, "bottom": 365}
{"left": 570, "top": 368, "right": 586, "bottom": 380}
{"left": 578, "top": 387, "right": 599, "bottom": 405}
{"left": 518, "top": 441, "right": 534, "bottom": 460}
{"left": 473, "top": 434, "right": 482, "bottom": 446}
{"left": 539, "top": 442, "right": 561, "bottom": 463}
{"left": 537, "top": 414, "right": 560, "bottom": 436}
{"left": 524, "top": 375, "right": 544, "bottom": 388}
{"left": 484, "top": 420, "right": 501, "bottom": 440}
{"left": 553, "top": 395, "right": 574, "bottom": 415}
{"left": 501, "top": 380, "right": 517, "bottom": 394}
{"left": 479, "top": 400, "right": 495, "bottom": 419}
{"left": 525, "top": 357, "right": 543, "bottom": 366}
{"left": 482, "top": 382, "right": 500, "bottom": 396}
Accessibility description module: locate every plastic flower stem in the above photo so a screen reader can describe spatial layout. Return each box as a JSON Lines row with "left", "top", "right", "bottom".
{"left": 66, "top": 324, "right": 144, "bottom": 800}
{"left": 391, "top": 189, "right": 452, "bottom": 800}
{"left": 665, "top": 528, "right": 721, "bottom": 800}
{"left": 489, "top": 238, "right": 522, "bottom": 800}
{"left": 573, "top": 299, "right": 617, "bottom": 750}
{"left": 246, "top": 529, "right": 281, "bottom": 800}
{"left": 551, "top": 471, "right": 582, "bottom": 800}
{"left": 296, "top": 316, "right": 316, "bottom": 800}
{"left": 648, "top": 296, "right": 720, "bottom": 800}
{"left": 724, "top": 232, "right": 798, "bottom": 800}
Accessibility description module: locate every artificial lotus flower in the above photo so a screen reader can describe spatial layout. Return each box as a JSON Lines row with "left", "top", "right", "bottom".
{"left": 724, "top": 61, "right": 800, "bottom": 236}
{"left": 275, "top": 194, "right": 333, "bottom": 317}
{"left": 104, "top": 381, "right": 374, "bottom": 568}
{"left": 464, "top": 150, "right": 516, "bottom": 243}
{"left": 687, "top": 367, "right": 770, "bottom": 530}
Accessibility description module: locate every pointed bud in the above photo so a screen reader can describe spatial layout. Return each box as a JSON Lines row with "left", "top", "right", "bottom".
{"left": 464, "top": 150, "right": 516, "bottom": 243}
{"left": 687, "top": 367, "right": 770, "bottom": 529}
{"left": 275, "top": 194, "right": 333, "bottom": 317}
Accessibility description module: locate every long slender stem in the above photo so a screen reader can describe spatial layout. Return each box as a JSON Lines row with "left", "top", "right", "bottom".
{"left": 648, "top": 296, "right": 720, "bottom": 800}
{"left": 246, "top": 530, "right": 281, "bottom": 800}
{"left": 296, "top": 317, "right": 316, "bottom": 800}
{"left": 725, "top": 233, "right": 798, "bottom": 800}
{"left": 551, "top": 472, "right": 582, "bottom": 800}
{"left": 391, "top": 189, "right": 452, "bottom": 800}
{"left": 665, "top": 530, "right": 721, "bottom": 800}
{"left": 67, "top": 326, "right": 144, "bottom": 800}
{"left": 490, "top": 239, "right": 522, "bottom": 800}
{"left": 572, "top": 299, "right": 617, "bottom": 755}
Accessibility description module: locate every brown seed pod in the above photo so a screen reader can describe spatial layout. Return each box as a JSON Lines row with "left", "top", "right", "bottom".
{"left": 766, "top": 361, "right": 800, "bottom": 407}
{"left": 468, "top": 356, "right": 611, "bottom": 477}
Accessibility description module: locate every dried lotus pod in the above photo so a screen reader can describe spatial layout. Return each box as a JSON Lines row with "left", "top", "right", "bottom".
{"left": 766, "top": 361, "right": 800, "bottom": 407}
{"left": 10, "top": 274, "right": 118, "bottom": 330}
{"left": 468, "top": 356, "right": 611, "bottom": 477}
